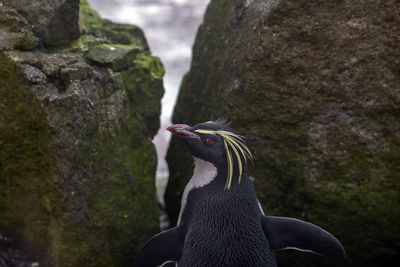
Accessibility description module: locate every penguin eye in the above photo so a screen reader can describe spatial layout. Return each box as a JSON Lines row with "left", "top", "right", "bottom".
{"left": 206, "top": 138, "right": 216, "bottom": 144}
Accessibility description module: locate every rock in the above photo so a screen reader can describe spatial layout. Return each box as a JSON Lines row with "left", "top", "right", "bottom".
{"left": 3, "top": 0, "right": 80, "bottom": 46}
{"left": 166, "top": 0, "right": 400, "bottom": 266}
{"left": 0, "top": 1, "right": 164, "bottom": 266}
{"left": 121, "top": 53, "right": 165, "bottom": 137}
{"left": 20, "top": 64, "right": 47, "bottom": 84}
{"left": 0, "top": 6, "right": 38, "bottom": 50}
{"left": 79, "top": 0, "right": 148, "bottom": 49}
{"left": 0, "top": 244, "right": 33, "bottom": 267}
{"left": 86, "top": 44, "right": 142, "bottom": 71}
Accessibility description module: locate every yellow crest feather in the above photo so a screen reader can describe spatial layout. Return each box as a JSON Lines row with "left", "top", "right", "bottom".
{"left": 194, "top": 129, "right": 216, "bottom": 135}
{"left": 223, "top": 139, "right": 234, "bottom": 189}
{"left": 224, "top": 137, "right": 243, "bottom": 184}
{"left": 194, "top": 128, "right": 252, "bottom": 189}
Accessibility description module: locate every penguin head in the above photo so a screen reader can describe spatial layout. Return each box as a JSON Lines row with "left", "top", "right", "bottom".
{"left": 167, "top": 119, "right": 252, "bottom": 189}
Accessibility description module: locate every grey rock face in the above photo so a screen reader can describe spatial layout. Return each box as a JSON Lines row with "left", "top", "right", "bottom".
{"left": 166, "top": 0, "right": 400, "bottom": 266}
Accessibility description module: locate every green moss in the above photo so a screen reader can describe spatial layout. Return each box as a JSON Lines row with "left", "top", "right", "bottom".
{"left": 79, "top": 0, "right": 149, "bottom": 49}
{"left": 121, "top": 53, "right": 165, "bottom": 137}
{"left": 50, "top": 0, "right": 149, "bottom": 54}
{"left": 0, "top": 52, "right": 60, "bottom": 264}
{"left": 133, "top": 53, "right": 165, "bottom": 78}
{"left": 80, "top": 107, "right": 159, "bottom": 266}
{"left": 15, "top": 28, "right": 38, "bottom": 50}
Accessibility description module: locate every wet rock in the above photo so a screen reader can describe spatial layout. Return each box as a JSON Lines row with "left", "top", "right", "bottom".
{"left": 166, "top": 0, "right": 400, "bottom": 266}
{"left": 0, "top": 0, "right": 164, "bottom": 266}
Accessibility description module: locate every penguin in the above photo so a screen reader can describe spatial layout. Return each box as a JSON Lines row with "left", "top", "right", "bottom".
{"left": 134, "top": 119, "right": 346, "bottom": 267}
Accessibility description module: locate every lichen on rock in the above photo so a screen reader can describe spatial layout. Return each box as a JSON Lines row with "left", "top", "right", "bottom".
{"left": 0, "top": 0, "right": 164, "bottom": 266}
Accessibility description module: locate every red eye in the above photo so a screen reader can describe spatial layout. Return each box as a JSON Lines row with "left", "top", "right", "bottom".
{"left": 206, "top": 138, "right": 216, "bottom": 144}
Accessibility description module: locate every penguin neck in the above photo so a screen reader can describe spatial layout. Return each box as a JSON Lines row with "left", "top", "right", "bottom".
{"left": 192, "top": 157, "right": 218, "bottom": 185}
{"left": 190, "top": 157, "right": 243, "bottom": 191}
{"left": 177, "top": 157, "right": 218, "bottom": 225}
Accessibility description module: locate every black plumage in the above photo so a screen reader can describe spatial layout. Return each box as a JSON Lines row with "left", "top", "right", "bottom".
{"left": 178, "top": 174, "right": 276, "bottom": 266}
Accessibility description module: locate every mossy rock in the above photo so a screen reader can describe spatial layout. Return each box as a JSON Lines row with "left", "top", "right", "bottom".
{"left": 0, "top": 6, "right": 38, "bottom": 50}
{"left": 86, "top": 43, "right": 143, "bottom": 71}
{"left": 0, "top": 52, "right": 56, "bottom": 266}
{"left": 122, "top": 53, "right": 165, "bottom": 137}
{"left": 79, "top": 0, "right": 148, "bottom": 49}
{"left": 3, "top": 0, "right": 80, "bottom": 47}
{"left": 166, "top": 0, "right": 400, "bottom": 266}
{"left": 0, "top": 0, "right": 165, "bottom": 266}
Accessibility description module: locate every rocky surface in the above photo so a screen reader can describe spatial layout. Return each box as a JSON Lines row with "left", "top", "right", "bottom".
{"left": 0, "top": 241, "right": 33, "bottom": 267}
{"left": 0, "top": 4, "right": 38, "bottom": 50}
{"left": 3, "top": 0, "right": 80, "bottom": 46}
{"left": 166, "top": 0, "right": 400, "bottom": 266}
{"left": 0, "top": 0, "right": 164, "bottom": 266}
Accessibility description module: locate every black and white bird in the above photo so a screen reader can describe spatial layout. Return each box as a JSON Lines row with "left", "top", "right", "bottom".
{"left": 135, "top": 119, "right": 346, "bottom": 267}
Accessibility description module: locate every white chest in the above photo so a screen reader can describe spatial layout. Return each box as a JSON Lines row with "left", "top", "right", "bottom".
{"left": 177, "top": 157, "right": 217, "bottom": 225}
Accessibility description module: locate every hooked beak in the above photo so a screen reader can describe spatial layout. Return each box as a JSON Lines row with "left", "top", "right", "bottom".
{"left": 167, "top": 124, "right": 199, "bottom": 139}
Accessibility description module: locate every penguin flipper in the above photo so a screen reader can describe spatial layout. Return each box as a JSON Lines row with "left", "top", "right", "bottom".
{"left": 134, "top": 226, "right": 185, "bottom": 267}
{"left": 261, "top": 216, "right": 346, "bottom": 261}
